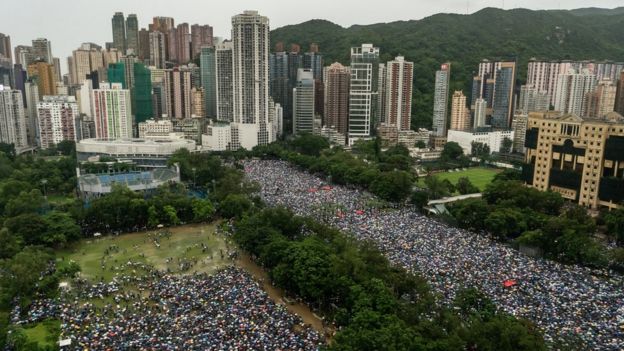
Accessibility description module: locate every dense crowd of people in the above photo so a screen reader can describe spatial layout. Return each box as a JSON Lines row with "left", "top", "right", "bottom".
{"left": 245, "top": 159, "right": 624, "bottom": 350}
{"left": 13, "top": 267, "right": 321, "bottom": 350}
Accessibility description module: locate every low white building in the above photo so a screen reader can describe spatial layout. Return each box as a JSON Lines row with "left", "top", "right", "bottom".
{"left": 202, "top": 122, "right": 232, "bottom": 151}
{"left": 138, "top": 119, "right": 173, "bottom": 138}
{"left": 447, "top": 129, "right": 514, "bottom": 155}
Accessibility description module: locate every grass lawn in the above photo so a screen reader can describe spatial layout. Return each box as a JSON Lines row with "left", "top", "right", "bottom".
{"left": 418, "top": 168, "right": 501, "bottom": 192}
{"left": 57, "top": 223, "right": 229, "bottom": 282}
{"left": 22, "top": 319, "right": 60, "bottom": 349}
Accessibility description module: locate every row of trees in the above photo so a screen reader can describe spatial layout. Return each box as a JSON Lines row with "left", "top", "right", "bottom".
{"left": 230, "top": 206, "right": 546, "bottom": 350}
{"left": 449, "top": 178, "right": 624, "bottom": 269}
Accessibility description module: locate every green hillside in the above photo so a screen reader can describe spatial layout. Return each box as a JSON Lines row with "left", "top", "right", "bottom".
{"left": 270, "top": 7, "right": 624, "bottom": 129}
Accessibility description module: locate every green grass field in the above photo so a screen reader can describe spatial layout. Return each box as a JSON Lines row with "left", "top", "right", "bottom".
{"left": 21, "top": 319, "right": 60, "bottom": 349}
{"left": 418, "top": 168, "right": 500, "bottom": 192}
{"left": 57, "top": 223, "right": 230, "bottom": 283}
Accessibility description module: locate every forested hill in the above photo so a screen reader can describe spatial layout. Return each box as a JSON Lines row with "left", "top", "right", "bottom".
{"left": 270, "top": 7, "right": 624, "bottom": 129}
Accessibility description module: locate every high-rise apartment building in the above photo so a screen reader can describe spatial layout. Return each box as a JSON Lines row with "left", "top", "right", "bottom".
{"left": 523, "top": 111, "right": 624, "bottom": 210}
{"left": 36, "top": 95, "right": 78, "bottom": 148}
{"left": 138, "top": 29, "right": 150, "bottom": 61}
{"left": 126, "top": 14, "right": 139, "bottom": 55}
{"left": 24, "top": 82, "right": 39, "bottom": 146}
{"left": 163, "top": 67, "right": 192, "bottom": 119}
{"left": 491, "top": 62, "right": 516, "bottom": 129}
{"left": 0, "top": 86, "right": 28, "bottom": 149}
{"left": 0, "top": 33, "right": 11, "bottom": 63}
{"left": 553, "top": 69, "right": 597, "bottom": 116}
{"left": 473, "top": 98, "right": 488, "bottom": 129}
{"left": 14, "top": 46, "right": 33, "bottom": 67}
{"left": 91, "top": 82, "right": 132, "bottom": 139}
{"left": 215, "top": 41, "right": 233, "bottom": 122}
{"left": 191, "top": 24, "right": 214, "bottom": 59}
{"left": 293, "top": 69, "right": 315, "bottom": 134}
{"left": 303, "top": 49, "right": 323, "bottom": 82}
{"left": 71, "top": 43, "right": 104, "bottom": 85}
{"left": 149, "top": 31, "right": 166, "bottom": 68}
{"left": 584, "top": 79, "right": 617, "bottom": 119}
{"left": 191, "top": 87, "right": 205, "bottom": 117}
{"left": 111, "top": 12, "right": 127, "bottom": 54}
{"left": 323, "top": 63, "right": 350, "bottom": 137}
{"left": 616, "top": 71, "right": 624, "bottom": 116}
{"left": 383, "top": 56, "right": 413, "bottom": 131}
{"left": 348, "top": 44, "right": 380, "bottom": 142}
{"left": 151, "top": 17, "right": 175, "bottom": 33}
{"left": 134, "top": 63, "right": 153, "bottom": 123}
{"left": 231, "top": 11, "right": 274, "bottom": 149}
{"left": 27, "top": 62, "right": 57, "bottom": 98}
{"left": 269, "top": 51, "right": 291, "bottom": 131}
{"left": 200, "top": 46, "right": 217, "bottom": 118}
{"left": 31, "top": 38, "right": 53, "bottom": 63}
{"left": 432, "top": 63, "right": 451, "bottom": 137}
{"left": 450, "top": 91, "right": 470, "bottom": 131}
{"left": 518, "top": 85, "right": 549, "bottom": 115}
{"left": 176, "top": 23, "right": 192, "bottom": 64}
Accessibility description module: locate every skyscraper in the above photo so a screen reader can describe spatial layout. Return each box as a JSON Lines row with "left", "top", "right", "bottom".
{"left": 200, "top": 46, "right": 217, "bottom": 118}
{"left": 27, "top": 62, "right": 57, "bottom": 98}
{"left": 303, "top": 49, "right": 323, "bottom": 82}
{"left": 491, "top": 62, "right": 516, "bottom": 129}
{"left": 383, "top": 56, "right": 413, "bottom": 131}
{"left": 71, "top": 43, "right": 104, "bottom": 85}
{"left": 191, "top": 87, "right": 205, "bottom": 117}
{"left": 518, "top": 85, "right": 549, "bottom": 115}
{"left": 231, "top": 10, "right": 274, "bottom": 149}
{"left": 293, "top": 68, "right": 315, "bottom": 134}
{"left": 432, "top": 63, "right": 451, "bottom": 137}
{"left": 36, "top": 95, "right": 78, "bottom": 149}
{"left": 473, "top": 98, "right": 487, "bottom": 129}
{"left": 176, "top": 23, "right": 192, "bottom": 64}
{"left": 149, "top": 31, "right": 166, "bottom": 68}
{"left": 215, "top": 41, "right": 233, "bottom": 122}
{"left": 0, "top": 33, "right": 11, "bottom": 63}
{"left": 348, "top": 44, "right": 380, "bottom": 142}
{"left": 269, "top": 51, "right": 291, "bottom": 131}
{"left": 133, "top": 63, "right": 153, "bottom": 124}
{"left": 111, "top": 12, "right": 127, "bottom": 54}
{"left": 163, "top": 67, "right": 192, "bottom": 119}
{"left": 614, "top": 70, "right": 624, "bottom": 116}
{"left": 138, "top": 28, "right": 150, "bottom": 61}
{"left": 14, "top": 46, "right": 33, "bottom": 67}
{"left": 91, "top": 82, "right": 132, "bottom": 139}
{"left": 553, "top": 69, "right": 597, "bottom": 116}
{"left": 0, "top": 86, "right": 28, "bottom": 149}
{"left": 450, "top": 91, "right": 470, "bottom": 131}
{"left": 31, "top": 38, "right": 53, "bottom": 63}
{"left": 24, "top": 81, "right": 39, "bottom": 146}
{"left": 323, "top": 63, "right": 350, "bottom": 137}
{"left": 126, "top": 14, "right": 139, "bottom": 55}
{"left": 584, "top": 79, "right": 616, "bottom": 119}
{"left": 191, "top": 24, "right": 214, "bottom": 59}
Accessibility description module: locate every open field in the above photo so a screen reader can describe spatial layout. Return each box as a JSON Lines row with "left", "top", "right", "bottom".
{"left": 57, "top": 223, "right": 229, "bottom": 282}
{"left": 418, "top": 167, "right": 501, "bottom": 192}
{"left": 21, "top": 320, "right": 60, "bottom": 349}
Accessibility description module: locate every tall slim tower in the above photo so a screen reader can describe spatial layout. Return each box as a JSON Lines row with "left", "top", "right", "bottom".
{"left": 450, "top": 91, "right": 470, "bottom": 131}
{"left": 111, "top": 12, "right": 127, "bottom": 54}
{"left": 149, "top": 31, "right": 166, "bottom": 68}
{"left": 491, "top": 62, "right": 516, "bottom": 129}
{"left": 31, "top": 38, "right": 53, "bottom": 63}
{"left": 432, "top": 63, "right": 451, "bottom": 137}
{"left": 0, "top": 86, "right": 28, "bottom": 149}
{"left": 126, "top": 14, "right": 139, "bottom": 55}
{"left": 231, "top": 10, "right": 272, "bottom": 149}
{"left": 200, "top": 46, "right": 217, "bottom": 118}
{"left": 384, "top": 56, "right": 413, "bottom": 131}
{"left": 324, "top": 63, "right": 350, "bottom": 137}
{"left": 615, "top": 70, "right": 624, "bottom": 116}
{"left": 0, "top": 33, "right": 11, "bottom": 63}
{"left": 163, "top": 67, "right": 192, "bottom": 119}
{"left": 191, "top": 24, "right": 214, "bottom": 59}
{"left": 293, "top": 68, "right": 315, "bottom": 134}
{"left": 91, "top": 82, "right": 132, "bottom": 139}
{"left": 215, "top": 41, "right": 233, "bottom": 122}
{"left": 348, "top": 43, "right": 380, "bottom": 142}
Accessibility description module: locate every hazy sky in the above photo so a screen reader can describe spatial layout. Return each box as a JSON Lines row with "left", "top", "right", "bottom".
{"left": 2, "top": 0, "right": 622, "bottom": 74}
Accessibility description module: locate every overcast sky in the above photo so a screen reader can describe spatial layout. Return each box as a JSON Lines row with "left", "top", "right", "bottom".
{"left": 2, "top": 0, "right": 622, "bottom": 73}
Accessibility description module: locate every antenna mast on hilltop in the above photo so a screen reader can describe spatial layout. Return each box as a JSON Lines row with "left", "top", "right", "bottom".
{"left": 466, "top": 1, "right": 469, "bottom": 15}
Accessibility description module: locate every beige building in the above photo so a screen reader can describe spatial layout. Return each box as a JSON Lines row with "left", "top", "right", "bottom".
{"left": 524, "top": 111, "right": 624, "bottom": 210}
{"left": 27, "top": 62, "right": 57, "bottom": 98}
{"left": 584, "top": 79, "right": 617, "bottom": 119}
{"left": 191, "top": 87, "right": 205, "bottom": 117}
{"left": 450, "top": 91, "right": 470, "bottom": 131}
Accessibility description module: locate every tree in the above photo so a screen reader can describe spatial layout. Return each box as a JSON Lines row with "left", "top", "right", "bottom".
{"left": 290, "top": 133, "right": 330, "bottom": 156}
{"left": 0, "top": 247, "right": 54, "bottom": 303}
{"left": 410, "top": 191, "right": 429, "bottom": 211}
{"left": 454, "top": 288, "right": 496, "bottom": 321}
{"left": 500, "top": 137, "right": 513, "bottom": 154}
{"left": 219, "top": 194, "right": 253, "bottom": 219}
{"left": 163, "top": 205, "right": 180, "bottom": 225}
{"left": 192, "top": 198, "right": 216, "bottom": 222}
{"left": 456, "top": 177, "right": 480, "bottom": 195}
{"left": 56, "top": 140, "right": 76, "bottom": 156}
{"left": 424, "top": 176, "right": 452, "bottom": 200}
{"left": 42, "top": 211, "right": 81, "bottom": 246}
{"left": 370, "top": 171, "right": 413, "bottom": 202}
{"left": 441, "top": 142, "right": 464, "bottom": 162}
{"left": 450, "top": 198, "right": 490, "bottom": 231}
{"left": 3, "top": 213, "right": 48, "bottom": 246}
{"left": 471, "top": 142, "right": 490, "bottom": 159}
{"left": 604, "top": 208, "right": 624, "bottom": 245}
{"left": 0, "top": 228, "right": 22, "bottom": 259}
{"left": 415, "top": 140, "right": 427, "bottom": 149}
{"left": 485, "top": 208, "right": 527, "bottom": 240}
